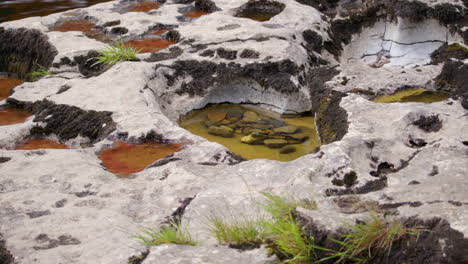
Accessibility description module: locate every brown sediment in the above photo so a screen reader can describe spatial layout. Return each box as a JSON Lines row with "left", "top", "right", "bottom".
{"left": 0, "top": 106, "right": 32, "bottom": 126}
{"left": 0, "top": 77, "right": 23, "bottom": 101}
{"left": 123, "top": 39, "right": 176, "bottom": 53}
{"left": 128, "top": 1, "right": 160, "bottom": 12}
{"left": 52, "top": 20, "right": 97, "bottom": 34}
{"left": 99, "top": 141, "right": 183, "bottom": 175}
{"left": 185, "top": 11, "right": 209, "bottom": 18}
{"left": 16, "top": 138, "right": 69, "bottom": 150}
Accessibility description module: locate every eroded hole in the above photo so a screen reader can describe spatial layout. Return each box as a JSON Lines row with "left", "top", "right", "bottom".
{"left": 179, "top": 104, "right": 320, "bottom": 162}
{"left": 15, "top": 138, "right": 69, "bottom": 150}
{"left": 52, "top": 19, "right": 110, "bottom": 43}
{"left": 126, "top": 1, "right": 161, "bottom": 12}
{"left": 235, "top": 0, "right": 285, "bottom": 22}
{"left": 99, "top": 141, "right": 184, "bottom": 175}
{"left": 184, "top": 10, "right": 209, "bottom": 18}
{"left": 373, "top": 89, "right": 449, "bottom": 103}
{"left": 0, "top": 76, "right": 23, "bottom": 101}
{"left": 123, "top": 38, "right": 177, "bottom": 53}
{"left": 0, "top": 106, "right": 32, "bottom": 126}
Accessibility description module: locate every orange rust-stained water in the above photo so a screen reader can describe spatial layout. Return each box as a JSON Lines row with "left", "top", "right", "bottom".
{"left": 0, "top": 77, "right": 23, "bottom": 101}
{"left": 185, "top": 10, "right": 209, "bottom": 18}
{"left": 123, "top": 39, "right": 176, "bottom": 53}
{"left": 99, "top": 141, "right": 183, "bottom": 175}
{"left": 16, "top": 138, "right": 69, "bottom": 150}
{"left": 128, "top": 1, "right": 160, "bottom": 12}
{"left": 53, "top": 19, "right": 96, "bottom": 33}
{"left": 0, "top": 106, "right": 31, "bottom": 126}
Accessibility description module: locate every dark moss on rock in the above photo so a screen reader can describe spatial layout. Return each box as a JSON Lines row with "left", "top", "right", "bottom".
{"left": 163, "top": 59, "right": 300, "bottom": 97}
{"left": 102, "top": 20, "right": 121, "bottom": 27}
{"left": 431, "top": 43, "right": 468, "bottom": 64}
{"left": 435, "top": 60, "right": 468, "bottom": 109}
{"left": 194, "top": 0, "right": 219, "bottom": 12}
{"left": 393, "top": 0, "right": 430, "bottom": 23}
{"left": 235, "top": 0, "right": 286, "bottom": 21}
{"left": 294, "top": 0, "right": 337, "bottom": 13}
{"left": 110, "top": 26, "right": 129, "bottom": 35}
{"left": 303, "top": 29, "right": 323, "bottom": 53}
{"left": 305, "top": 66, "right": 340, "bottom": 113}
{"left": 239, "top": 49, "right": 260, "bottom": 59}
{"left": 315, "top": 90, "right": 348, "bottom": 145}
{"left": 413, "top": 115, "right": 443, "bottom": 133}
{"left": 0, "top": 27, "right": 58, "bottom": 79}
{"left": 0, "top": 234, "right": 14, "bottom": 264}
{"left": 296, "top": 213, "right": 468, "bottom": 264}
{"left": 145, "top": 47, "right": 183, "bottom": 62}
{"left": 216, "top": 48, "right": 237, "bottom": 60}
{"left": 199, "top": 49, "right": 215, "bottom": 57}
{"left": 0, "top": 157, "right": 11, "bottom": 163}
{"left": 128, "top": 250, "right": 150, "bottom": 264}
{"left": 8, "top": 99, "right": 116, "bottom": 143}
{"left": 73, "top": 50, "right": 106, "bottom": 77}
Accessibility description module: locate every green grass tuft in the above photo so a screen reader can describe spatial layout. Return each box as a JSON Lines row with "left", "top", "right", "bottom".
{"left": 135, "top": 222, "right": 197, "bottom": 246}
{"left": 29, "top": 65, "right": 52, "bottom": 81}
{"left": 208, "top": 214, "right": 264, "bottom": 247}
{"left": 93, "top": 40, "right": 140, "bottom": 66}
{"left": 317, "top": 214, "right": 428, "bottom": 264}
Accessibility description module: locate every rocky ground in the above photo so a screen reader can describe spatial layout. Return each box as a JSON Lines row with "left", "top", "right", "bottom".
{"left": 0, "top": 0, "right": 467, "bottom": 263}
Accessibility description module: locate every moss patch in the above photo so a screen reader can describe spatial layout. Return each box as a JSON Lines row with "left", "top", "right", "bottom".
{"left": 373, "top": 89, "right": 449, "bottom": 103}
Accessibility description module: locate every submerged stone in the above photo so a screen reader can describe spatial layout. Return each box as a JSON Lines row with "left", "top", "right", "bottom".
{"left": 242, "top": 111, "right": 259, "bottom": 123}
{"left": 264, "top": 139, "right": 288, "bottom": 148}
{"left": 207, "top": 112, "right": 227, "bottom": 122}
{"left": 16, "top": 138, "right": 69, "bottom": 150}
{"left": 279, "top": 145, "right": 296, "bottom": 154}
{"left": 241, "top": 134, "right": 264, "bottom": 145}
{"left": 273, "top": 125, "right": 299, "bottom": 134}
{"left": 208, "top": 125, "right": 234, "bottom": 137}
{"left": 99, "top": 141, "right": 183, "bottom": 175}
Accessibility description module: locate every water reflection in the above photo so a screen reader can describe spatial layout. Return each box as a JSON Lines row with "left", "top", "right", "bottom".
{"left": 0, "top": 0, "right": 112, "bottom": 23}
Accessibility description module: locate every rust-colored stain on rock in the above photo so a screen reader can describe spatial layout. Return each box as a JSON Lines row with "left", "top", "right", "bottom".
{"left": 123, "top": 39, "right": 176, "bottom": 53}
{"left": 99, "top": 141, "right": 183, "bottom": 175}
{"left": 185, "top": 10, "right": 209, "bottom": 18}
{"left": 0, "top": 106, "right": 32, "bottom": 126}
{"left": 128, "top": 1, "right": 160, "bottom": 12}
{"left": 16, "top": 138, "right": 69, "bottom": 150}
{"left": 0, "top": 77, "right": 23, "bottom": 101}
{"left": 150, "top": 29, "right": 169, "bottom": 35}
{"left": 53, "top": 19, "right": 97, "bottom": 33}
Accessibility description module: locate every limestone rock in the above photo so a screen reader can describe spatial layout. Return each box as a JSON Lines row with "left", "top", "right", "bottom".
{"left": 279, "top": 145, "right": 296, "bottom": 154}
{"left": 242, "top": 111, "right": 259, "bottom": 123}
{"left": 207, "top": 112, "right": 227, "bottom": 122}
{"left": 208, "top": 125, "right": 234, "bottom": 137}
{"left": 273, "top": 125, "right": 299, "bottom": 134}
{"left": 264, "top": 139, "right": 288, "bottom": 148}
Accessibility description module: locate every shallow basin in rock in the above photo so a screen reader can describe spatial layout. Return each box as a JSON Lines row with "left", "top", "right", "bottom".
{"left": 127, "top": 1, "right": 160, "bottom": 12}
{"left": 52, "top": 19, "right": 97, "bottom": 34}
{"left": 0, "top": 77, "right": 23, "bottom": 101}
{"left": 15, "top": 138, "right": 69, "bottom": 150}
{"left": 0, "top": 106, "right": 31, "bottom": 126}
{"left": 373, "top": 89, "right": 450, "bottom": 103}
{"left": 123, "top": 38, "right": 176, "bottom": 53}
{"left": 179, "top": 105, "right": 320, "bottom": 162}
{"left": 99, "top": 141, "right": 183, "bottom": 175}
{"left": 185, "top": 10, "right": 209, "bottom": 18}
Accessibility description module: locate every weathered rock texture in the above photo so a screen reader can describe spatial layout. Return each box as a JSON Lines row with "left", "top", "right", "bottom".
{"left": 0, "top": 0, "right": 467, "bottom": 263}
